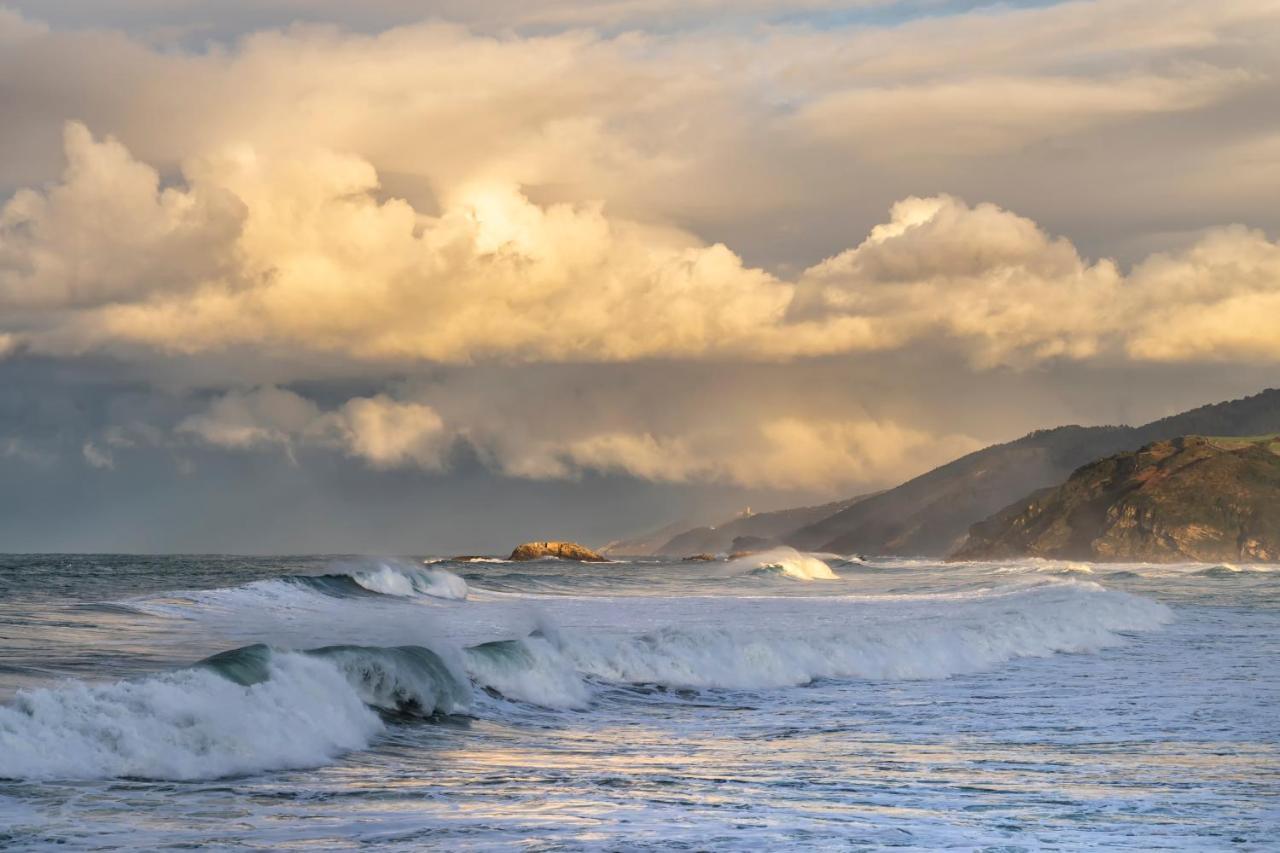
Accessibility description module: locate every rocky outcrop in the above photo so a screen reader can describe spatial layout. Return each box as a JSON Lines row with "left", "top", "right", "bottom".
{"left": 509, "top": 541, "right": 609, "bottom": 562}
{"left": 951, "top": 436, "right": 1280, "bottom": 563}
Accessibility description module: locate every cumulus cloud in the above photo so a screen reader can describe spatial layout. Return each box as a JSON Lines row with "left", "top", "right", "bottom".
{"left": 1124, "top": 227, "right": 1280, "bottom": 363}
{"left": 0, "top": 123, "right": 242, "bottom": 311}
{"left": 791, "top": 195, "right": 1126, "bottom": 364}
{"left": 180, "top": 387, "right": 450, "bottom": 470}
{"left": 315, "top": 395, "right": 449, "bottom": 470}
{"left": 6, "top": 130, "right": 1279, "bottom": 369}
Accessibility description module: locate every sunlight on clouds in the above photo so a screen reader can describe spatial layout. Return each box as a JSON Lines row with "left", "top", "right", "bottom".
{"left": 0, "top": 0, "right": 1279, "bottom": 498}
{"left": 795, "top": 71, "right": 1251, "bottom": 160}
{"left": 4, "top": 125, "right": 1280, "bottom": 369}
{"left": 177, "top": 387, "right": 978, "bottom": 490}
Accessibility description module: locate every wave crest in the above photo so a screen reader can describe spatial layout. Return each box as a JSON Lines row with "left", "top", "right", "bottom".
{"left": 344, "top": 561, "right": 469, "bottom": 600}
{"left": 733, "top": 547, "right": 839, "bottom": 581}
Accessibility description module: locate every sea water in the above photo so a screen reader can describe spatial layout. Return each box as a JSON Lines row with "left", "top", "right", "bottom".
{"left": 0, "top": 550, "right": 1275, "bottom": 849}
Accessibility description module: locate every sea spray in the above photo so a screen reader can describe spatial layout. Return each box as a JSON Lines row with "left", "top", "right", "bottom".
{"left": 731, "top": 546, "right": 839, "bottom": 580}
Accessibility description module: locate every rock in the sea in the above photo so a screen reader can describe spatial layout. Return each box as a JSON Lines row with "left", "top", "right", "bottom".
{"left": 683, "top": 553, "right": 717, "bottom": 562}
{"left": 951, "top": 435, "right": 1280, "bottom": 563}
{"left": 508, "top": 541, "right": 609, "bottom": 562}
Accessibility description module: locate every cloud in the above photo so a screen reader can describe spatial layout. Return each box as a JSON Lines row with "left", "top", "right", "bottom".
{"left": 791, "top": 195, "right": 1127, "bottom": 365}
{"left": 0, "top": 0, "right": 1279, "bottom": 549}
{"left": 796, "top": 70, "right": 1249, "bottom": 161}
{"left": 178, "top": 385, "right": 321, "bottom": 450}
{"left": 1124, "top": 226, "right": 1280, "bottom": 363}
{"left": 180, "top": 387, "right": 450, "bottom": 470}
{"left": 176, "top": 384, "right": 978, "bottom": 491}
{"left": 1, "top": 436, "right": 56, "bottom": 466}
{"left": 315, "top": 395, "right": 449, "bottom": 470}
{"left": 492, "top": 418, "right": 980, "bottom": 490}
{"left": 0, "top": 123, "right": 242, "bottom": 311}
{"left": 0, "top": 2, "right": 1275, "bottom": 246}
{"left": 9, "top": 131, "right": 1279, "bottom": 371}
{"left": 81, "top": 440, "right": 114, "bottom": 469}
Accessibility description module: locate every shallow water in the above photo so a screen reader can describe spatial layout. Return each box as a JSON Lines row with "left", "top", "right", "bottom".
{"left": 0, "top": 551, "right": 1276, "bottom": 850}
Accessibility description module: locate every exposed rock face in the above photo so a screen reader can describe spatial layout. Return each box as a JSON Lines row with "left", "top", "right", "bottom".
{"left": 509, "top": 541, "right": 609, "bottom": 562}
{"left": 951, "top": 436, "right": 1280, "bottom": 563}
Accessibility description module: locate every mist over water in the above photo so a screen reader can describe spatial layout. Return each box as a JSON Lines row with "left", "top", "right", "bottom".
{"left": 0, "top": 553, "right": 1276, "bottom": 849}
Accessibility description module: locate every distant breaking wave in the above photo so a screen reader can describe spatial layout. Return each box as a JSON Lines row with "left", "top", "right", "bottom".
{"left": 734, "top": 547, "right": 840, "bottom": 581}
{"left": 295, "top": 560, "right": 469, "bottom": 600}
{"left": 0, "top": 580, "right": 1171, "bottom": 782}
{"left": 133, "top": 560, "right": 470, "bottom": 619}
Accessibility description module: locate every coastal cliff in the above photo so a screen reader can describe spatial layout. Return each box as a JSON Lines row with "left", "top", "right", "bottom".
{"left": 951, "top": 436, "right": 1280, "bottom": 563}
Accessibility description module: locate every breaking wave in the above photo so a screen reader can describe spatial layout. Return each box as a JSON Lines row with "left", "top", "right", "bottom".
{"left": 0, "top": 644, "right": 472, "bottom": 782}
{"left": 467, "top": 581, "right": 1171, "bottom": 703}
{"left": 294, "top": 560, "right": 469, "bottom": 600}
{"left": 132, "top": 560, "right": 469, "bottom": 619}
{"left": 1, "top": 579, "right": 1171, "bottom": 782}
{"left": 732, "top": 547, "right": 839, "bottom": 580}
{"left": 0, "top": 651, "right": 382, "bottom": 781}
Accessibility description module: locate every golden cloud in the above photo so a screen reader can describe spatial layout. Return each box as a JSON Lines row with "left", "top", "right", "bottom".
{"left": 5, "top": 125, "right": 1278, "bottom": 369}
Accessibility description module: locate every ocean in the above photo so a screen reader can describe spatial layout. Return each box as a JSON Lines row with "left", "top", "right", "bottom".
{"left": 0, "top": 550, "right": 1276, "bottom": 850}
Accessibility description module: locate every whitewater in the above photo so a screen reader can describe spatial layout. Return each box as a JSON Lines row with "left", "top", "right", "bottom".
{"left": 0, "top": 552, "right": 1276, "bottom": 850}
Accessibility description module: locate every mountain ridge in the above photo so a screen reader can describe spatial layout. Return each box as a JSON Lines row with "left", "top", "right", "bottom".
{"left": 609, "top": 388, "right": 1280, "bottom": 557}
{"left": 783, "top": 388, "right": 1280, "bottom": 556}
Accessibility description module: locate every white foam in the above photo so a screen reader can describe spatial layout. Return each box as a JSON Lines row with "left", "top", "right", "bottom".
{"left": 731, "top": 547, "right": 839, "bottom": 580}
{"left": 464, "top": 581, "right": 1172, "bottom": 699}
{"left": 465, "top": 638, "right": 593, "bottom": 709}
{"left": 0, "top": 652, "right": 382, "bottom": 781}
{"left": 352, "top": 562, "right": 469, "bottom": 600}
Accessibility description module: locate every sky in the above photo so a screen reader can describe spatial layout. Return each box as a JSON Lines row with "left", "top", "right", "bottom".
{"left": 1, "top": 0, "right": 1279, "bottom": 553}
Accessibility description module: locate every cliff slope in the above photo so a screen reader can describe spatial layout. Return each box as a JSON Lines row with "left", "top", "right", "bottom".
{"left": 951, "top": 436, "right": 1280, "bottom": 563}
